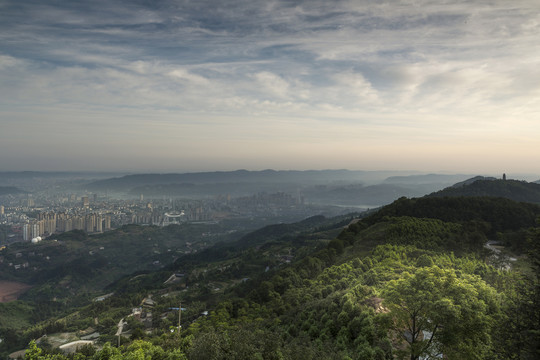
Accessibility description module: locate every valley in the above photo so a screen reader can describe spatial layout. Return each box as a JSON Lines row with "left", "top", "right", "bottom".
{"left": 0, "top": 173, "right": 539, "bottom": 359}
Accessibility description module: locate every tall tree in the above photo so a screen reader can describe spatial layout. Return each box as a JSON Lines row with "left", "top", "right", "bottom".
{"left": 383, "top": 266, "right": 498, "bottom": 360}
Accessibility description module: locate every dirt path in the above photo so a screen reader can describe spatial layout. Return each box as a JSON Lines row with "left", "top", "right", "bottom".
{"left": 0, "top": 280, "right": 31, "bottom": 302}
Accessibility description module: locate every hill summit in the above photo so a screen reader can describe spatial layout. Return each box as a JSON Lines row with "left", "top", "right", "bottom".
{"left": 428, "top": 176, "right": 540, "bottom": 203}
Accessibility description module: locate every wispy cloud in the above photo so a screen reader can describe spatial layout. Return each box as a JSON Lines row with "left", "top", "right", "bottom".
{"left": 0, "top": 0, "right": 539, "bottom": 173}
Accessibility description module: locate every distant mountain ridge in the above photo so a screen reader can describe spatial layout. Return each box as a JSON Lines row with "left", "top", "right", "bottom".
{"left": 383, "top": 173, "right": 473, "bottom": 185}
{"left": 450, "top": 176, "right": 497, "bottom": 188}
{"left": 85, "top": 169, "right": 428, "bottom": 192}
{"left": 86, "top": 170, "right": 366, "bottom": 191}
{"left": 86, "top": 170, "right": 501, "bottom": 208}
{"left": 85, "top": 170, "right": 480, "bottom": 207}
{"left": 428, "top": 177, "right": 540, "bottom": 203}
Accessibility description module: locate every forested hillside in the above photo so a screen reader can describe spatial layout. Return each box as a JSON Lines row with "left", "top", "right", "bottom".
{"left": 429, "top": 179, "right": 540, "bottom": 203}
{"left": 1, "top": 196, "right": 539, "bottom": 360}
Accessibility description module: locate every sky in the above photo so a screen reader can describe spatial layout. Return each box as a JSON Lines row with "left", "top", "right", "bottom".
{"left": 1, "top": 0, "right": 539, "bottom": 175}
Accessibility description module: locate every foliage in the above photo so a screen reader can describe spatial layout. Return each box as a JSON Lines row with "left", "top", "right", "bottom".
{"left": 383, "top": 266, "right": 498, "bottom": 360}
{"left": 365, "top": 196, "right": 540, "bottom": 235}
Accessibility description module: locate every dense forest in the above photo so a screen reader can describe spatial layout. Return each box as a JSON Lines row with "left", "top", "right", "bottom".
{"left": 429, "top": 179, "right": 540, "bottom": 204}
{"left": 1, "top": 195, "right": 539, "bottom": 360}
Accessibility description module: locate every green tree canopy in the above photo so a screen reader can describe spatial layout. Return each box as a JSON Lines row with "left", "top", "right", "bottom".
{"left": 383, "top": 266, "right": 499, "bottom": 360}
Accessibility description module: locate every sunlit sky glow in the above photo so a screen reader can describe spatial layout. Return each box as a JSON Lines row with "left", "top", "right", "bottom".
{"left": 1, "top": 0, "right": 539, "bottom": 175}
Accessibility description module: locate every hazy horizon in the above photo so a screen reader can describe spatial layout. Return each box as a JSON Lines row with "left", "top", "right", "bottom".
{"left": 1, "top": 1, "right": 539, "bottom": 174}
{"left": 1, "top": 168, "right": 539, "bottom": 182}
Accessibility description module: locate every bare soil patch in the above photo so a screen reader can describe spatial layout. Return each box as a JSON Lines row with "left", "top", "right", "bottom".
{"left": 0, "top": 280, "right": 31, "bottom": 302}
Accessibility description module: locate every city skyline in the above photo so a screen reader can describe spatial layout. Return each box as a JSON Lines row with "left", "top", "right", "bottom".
{"left": 1, "top": 0, "right": 540, "bottom": 174}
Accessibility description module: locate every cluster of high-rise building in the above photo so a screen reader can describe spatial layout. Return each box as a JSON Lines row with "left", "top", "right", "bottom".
{"left": 20, "top": 212, "right": 112, "bottom": 240}
{"left": 1, "top": 189, "right": 313, "bottom": 243}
